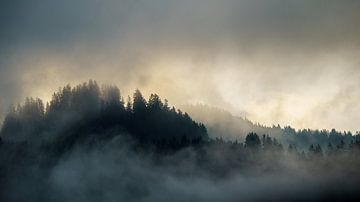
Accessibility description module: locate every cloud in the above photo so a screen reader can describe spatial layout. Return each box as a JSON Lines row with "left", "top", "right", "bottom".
{"left": 1, "top": 0, "right": 360, "bottom": 131}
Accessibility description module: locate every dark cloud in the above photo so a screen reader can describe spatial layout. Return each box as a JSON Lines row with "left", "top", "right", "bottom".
{"left": 1, "top": 0, "right": 359, "bottom": 50}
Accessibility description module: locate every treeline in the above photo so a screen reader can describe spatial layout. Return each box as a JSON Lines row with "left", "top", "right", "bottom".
{"left": 183, "top": 104, "right": 360, "bottom": 151}
{"left": 240, "top": 132, "right": 360, "bottom": 159}
{"left": 1, "top": 80, "right": 360, "bottom": 159}
{"left": 0, "top": 80, "right": 207, "bottom": 145}
{"left": 282, "top": 126, "right": 360, "bottom": 151}
{"left": 1, "top": 81, "right": 360, "bottom": 201}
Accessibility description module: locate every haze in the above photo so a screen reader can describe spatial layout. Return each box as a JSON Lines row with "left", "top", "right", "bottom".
{"left": 1, "top": 0, "right": 360, "bottom": 132}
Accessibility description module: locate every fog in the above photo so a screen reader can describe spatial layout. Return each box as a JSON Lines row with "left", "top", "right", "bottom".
{"left": 1, "top": 1, "right": 360, "bottom": 131}
{"left": 2, "top": 134, "right": 359, "bottom": 202}
{"left": 2, "top": 2, "right": 360, "bottom": 201}
{"left": 1, "top": 81, "right": 360, "bottom": 201}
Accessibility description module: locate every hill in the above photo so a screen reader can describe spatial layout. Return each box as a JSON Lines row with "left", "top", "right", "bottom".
{"left": 0, "top": 80, "right": 207, "bottom": 147}
{"left": 1, "top": 81, "right": 360, "bottom": 202}
{"left": 183, "top": 104, "right": 359, "bottom": 150}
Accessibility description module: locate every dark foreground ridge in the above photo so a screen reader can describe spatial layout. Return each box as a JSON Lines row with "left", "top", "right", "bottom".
{"left": 1, "top": 80, "right": 360, "bottom": 202}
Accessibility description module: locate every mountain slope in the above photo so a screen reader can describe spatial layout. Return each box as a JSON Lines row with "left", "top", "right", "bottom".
{"left": 183, "top": 104, "right": 359, "bottom": 150}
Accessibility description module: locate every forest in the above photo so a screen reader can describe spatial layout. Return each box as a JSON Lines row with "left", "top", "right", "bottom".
{"left": 1, "top": 80, "right": 360, "bottom": 202}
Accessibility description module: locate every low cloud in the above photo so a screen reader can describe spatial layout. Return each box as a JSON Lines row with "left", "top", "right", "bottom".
{"left": 1, "top": 0, "right": 360, "bottom": 131}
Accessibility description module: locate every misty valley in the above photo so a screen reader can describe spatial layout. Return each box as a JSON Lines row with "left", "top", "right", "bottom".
{"left": 1, "top": 81, "right": 360, "bottom": 202}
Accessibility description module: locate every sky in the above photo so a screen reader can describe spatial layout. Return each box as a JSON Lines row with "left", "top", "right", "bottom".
{"left": 0, "top": 0, "right": 360, "bottom": 132}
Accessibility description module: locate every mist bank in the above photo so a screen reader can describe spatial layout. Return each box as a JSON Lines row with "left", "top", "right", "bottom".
{"left": 1, "top": 81, "right": 360, "bottom": 202}
{"left": 2, "top": 134, "right": 360, "bottom": 202}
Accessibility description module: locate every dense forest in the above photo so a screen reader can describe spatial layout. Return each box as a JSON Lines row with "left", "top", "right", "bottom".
{"left": 1, "top": 81, "right": 360, "bottom": 202}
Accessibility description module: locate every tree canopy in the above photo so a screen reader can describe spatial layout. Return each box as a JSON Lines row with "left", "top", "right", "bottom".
{"left": 0, "top": 80, "right": 208, "bottom": 144}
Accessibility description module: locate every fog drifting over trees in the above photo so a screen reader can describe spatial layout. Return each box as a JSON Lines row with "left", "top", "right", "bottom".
{"left": 1, "top": 81, "right": 360, "bottom": 202}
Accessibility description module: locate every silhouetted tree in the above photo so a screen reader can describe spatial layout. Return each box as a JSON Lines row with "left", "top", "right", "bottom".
{"left": 133, "top": 89, "right": 147, "bottom": 115}
{"left": 126, "top": 96, "right": 132, "bottom": 113}
{"left": 245, "top": 133, "right": 261, "bottom": 151}
{"left": 101, "top": 85, "right": 124, "bottom": 109}
{"left": 314, "top": 144, "right": 323, "bottom": 156}
{"left": 308, "top": 144, "right": 323, "bottom": 158}
{"left": 1, "top": 98, "right": 45, "bottom": 141}
{"left": 148, "top": 94, "right": 163, "bottom": 110}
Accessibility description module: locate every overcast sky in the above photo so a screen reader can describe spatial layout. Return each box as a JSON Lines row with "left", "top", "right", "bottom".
{"left": 1, "top": 0, "right": 360, "bottom": 131}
